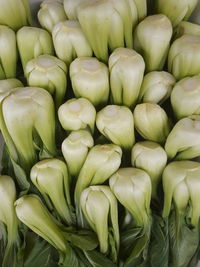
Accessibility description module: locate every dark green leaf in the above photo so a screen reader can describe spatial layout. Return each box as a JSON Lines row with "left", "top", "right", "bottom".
{"left": 120, "top": 227, "right": 142, "bottom": 255}
{"left": 124, "top": 233, "right": 149, "bottom": 267}
{"left": 2, "top": 244, "right": 18, "bottom": 267}
{"left": 0, "top": 222, "right": 7, "bottom": 245}
{"left": 188, "top": 244, "right": 200, "bottom": 267}
{"left": 1, "top": 145, "right": 13, "bottom": 176}
{"left": 64, "top": 230, "right": 98, "bottom": 251}
{"left": 0, "top": 222, "right": 24, "bottom": 267}
{"left": 147, "top": 215, "right": 169, "bottom": 267}
{"left": 1, "top": 144, "right": 30, "bottom": 193}
{"left": 11, "top": 158, "right": 30, "bottom": 194}
{"left": 169, "top": 211, "right": 200, "bottom": 267}
{"left": 120, "top": 220, "right": 151, "bottom": 267}
{"left": 73, "top": 247, "right": 93, "bottom": 267}
{"left": 120, "top": 226, "right": 145, "bottom": 261}
{"left": 24, "top": 235, "right": 58, "bottom": 267}
{"left": 84, "top": 250, "right": 117, "bottom": 267}
{"left": 61, "top": 246, "right": 82, "bottom": 267}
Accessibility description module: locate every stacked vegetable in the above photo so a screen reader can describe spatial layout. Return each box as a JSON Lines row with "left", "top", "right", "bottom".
{"left": 0, "top": 0, "right": 200, "bottom": 266}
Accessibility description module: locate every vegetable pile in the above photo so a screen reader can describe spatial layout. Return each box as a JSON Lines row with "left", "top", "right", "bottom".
{"left": 0, "top": 0, "right": 200, "bottom": 266}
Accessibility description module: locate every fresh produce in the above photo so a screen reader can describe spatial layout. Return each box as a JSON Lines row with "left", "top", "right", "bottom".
{"left": 0, "top": 26, "right": 17, "bottom": 79}
{"left": 74, "top": 144, "right": 122, "bottom": 226}
{"left": 110, "top": 168, "right": 151, "bottom": 227}
{"left": 0, "top": 0, "right": 32, "bottom": 31}
{"left": 52, "top": 20, "right": 92, "bottom": 65}
{"left": 70, "top": 57, "right": 109, "bottom": 107}
{"left": 30, "top": 158, "right": 73, "bottom": 225}
{"left": 155, "top": 0, "right": 198, "bottom": 27}
{"left": 61, "top": 130, "right": 94, "bottom": 177}
{"left": 63, "top": 0, "right": 83, "bottom": 20}
{"left": 162, "top": 161, "right": 200, "bottom": 267}
{"left": 109, "top": 168, "right": 152, "bottom": 265}
{"left": 109, "top": 48, "right": 145, "bottom": 109}
{"left": 77, "top": 0, "right": 139, "bottom": 62}
{"left": 80, "top": 185, "right": 119, "bottom": 261}
{"left": 0, "top": 87, "right": 56, "bottom": 174}
{"left": 58, "top": 97, "right": 96, "bottom": 133}
{"left": 25, "top": 55, "right": 67, "bottom": 108}
{"left": 171, "top": 75, "right": 200, "bottom": 119}
{"left": 96, "top": 105, "right": 135, "bottom": 150}
{"left": 0, "top": 175, "right": 21, "bottom": 267}
{"left": 174, "top": 21, "right": 200, "bottom": 39}
{"left": 168, "top": 34, "right": 200, "bottom": 80}
{"left": 138, "top": 71, "right": 175, "bottom": 104}
{"left": 15, "top": 194, "right": 70, "bottom": 254}
{"left": 17, "top": 26, "right": 54, "bottom": 71}
{"left": 133, "top": 103, "right": 171, "bottom": 143}
{"left": 0, "top": 79, "right": 23, "bottom": 95}
{"left": 133, "top": 14, "right": 173, "bottom": 72}
{"left": 0, "top": 0, "right": 200, "bottom": 266}
{"left": 38, "top": 0, "right": 67, "bottom": 33}
{"left": 131, "top": 141, "right": 167, "bottom": 198}
{"left": 165, "top": 115, "right": 200, "bottom": 159}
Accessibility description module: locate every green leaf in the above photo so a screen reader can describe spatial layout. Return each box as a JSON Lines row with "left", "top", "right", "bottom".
{"left": 2, "top": 244, "right": 18, "bottom": 267}
{"left": 1, "top": 145, "right": 13, "bottom": 175}
{"left": 147, "top": 215, "right": 169, "bottom": 267}
{"left": 33, "top": 130, "right": 55, "bottom": 161}
{"left": 188, "top": 244, "right": 200, "bottom": 267}
{"left": 169, "top": 210, "right": 200, "bottom": 267}
{"left": 1, "top": 144, "right": 30, "bottom": 194}
{"left": 108, "top": 228, "right": 118, "bottom": 263}
{"left": 0, "top": 222, "right": 7, "bottom": 245}
{"left": 84, "top": 250, "right": 117, "bottom": 267}
{"left": 73, "top": 247, "right": 93, "bottom": 267}
{"left": 11, "top": 158, "right": 30, "bottom": 194}
{"left": 120, "top": 220, "right": 151, "bottom": 267}
{"left": 39, "top": 146, "right": 55, "bottom": 161}
{"left": 0, "top": 245, "right": 3, "bottom": 266}
{"left": 0, "top": 222, "right": 24, "bottom": 267}
{"left": 64, "top": 230, "right": 98, "bottom": 251}
{"left": 124, "top": 233, "right": 149, "bottom": 267}
{"left": 61, "top": 246, "right": 82, "bottom": 267}
{"left": 24, "top": 235, "right": 58, "bottom": 267}
{"left": 120, "top": 227, "right": 144, "bottom": 260}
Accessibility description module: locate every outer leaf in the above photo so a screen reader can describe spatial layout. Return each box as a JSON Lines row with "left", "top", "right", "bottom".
{"left": 1, "top": 145, "right": 30, "bottom": 194}
{"left": 61, "top": 246, "right": 83, "bottom": 267}
{"left": 0, "top": 221, "right": 7, "bottom": 246}
{"left": 64, "top": 230, "right": 98, "bottom": 251}
{"left": 120, "top": 220, "right": 151, "bottom": 267}
{"left": 169, "top": 211, "right": 199, "bottom": 267}
{"left": 11, "top": 159, "right": 30, "bottom": 195}
{"left": 1, "top": 145, "right": 11, "bottom": 175}
{"left": 125, "top": 233, "right": 149, "bottom": 267}
{"left": 147, "top": 215, "right": 169, "bottom": 267}
{"left": 84, "top": 250, "right": 117, "bottom": 267}
{"left": 0, "top": 222, "right": 18, "bottom": 267}
{"left": 24, "top": 238, "right": 58, "bottom": 267}
{"left": 120, "top": 227, "right": 142, "bottom": 259}
{"left": 72, "top": 247, "right": 93, "bottom": 267}
{"left": 188, "top": 244, "right": 200, "bottom": 267}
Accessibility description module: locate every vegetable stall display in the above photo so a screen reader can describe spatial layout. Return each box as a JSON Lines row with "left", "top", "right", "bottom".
{"left": 0, "top": 0, "right": 200, "bottom": 266}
